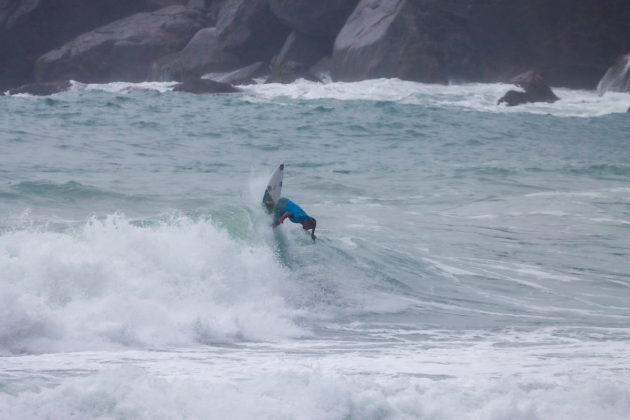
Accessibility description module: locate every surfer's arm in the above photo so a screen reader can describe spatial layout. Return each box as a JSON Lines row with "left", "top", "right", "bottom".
{"left": 273, "top": 212, "right": 292, "bottom": 227}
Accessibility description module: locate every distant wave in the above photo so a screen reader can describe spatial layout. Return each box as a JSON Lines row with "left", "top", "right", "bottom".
{"left": 11, "top": 181, "right": 125, "bottom": 200}
{"left": 8, "top": 78, "right": 626, "bottom": 118}
{"left": 568, "top": 163, "right": 630, "bottom": 178}
{"left": 240, "top": 79, "right": 630, "bottom": 118}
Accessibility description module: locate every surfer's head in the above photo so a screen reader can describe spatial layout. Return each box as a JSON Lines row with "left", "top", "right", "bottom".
{"left": 302, "top": 218, "right": 316, "bottom": 240}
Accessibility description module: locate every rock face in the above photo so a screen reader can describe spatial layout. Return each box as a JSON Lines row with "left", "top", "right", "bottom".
{"left": 2, "top": 0, "right": 630, "bottom": 90}
{"left": 267, "top": 32, "right": 331, "bottom": 83}
{"left": 0, "top": 0, "right": 147, "bottom": 90}
{"left": 465, "top": 0, "right": 630, "bottom": 88}
{"left": 150, "top": 27, "right": 238, "bottom": 80}
{"left": 331, "top": 0, "right": 477, "bottom": 84}
{"left": 497, "top": 70, "right": 559, "bottom": 106}
{"left": 268, "top": 0, "right": 359, "bottom": 38}
{"left": 150, "top": 0, "right": 288, "bottom": 81}
{"left": 35, "top": 6, "right": 203, "bottom": 83}
{"left": 331, "top": 0, "right": 630, "bottom": 88}
{"left": 144, "top": 0, "right": 187, "bottom": 9}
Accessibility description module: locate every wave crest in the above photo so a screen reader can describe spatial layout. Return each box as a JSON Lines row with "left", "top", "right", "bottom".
{"left": 0, "top": 215, "right": 304, "bottom": 354}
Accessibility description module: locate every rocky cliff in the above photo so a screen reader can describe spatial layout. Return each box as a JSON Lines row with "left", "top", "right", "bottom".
{"left": 2, "top": 0, "right": 629, "bottom": 92}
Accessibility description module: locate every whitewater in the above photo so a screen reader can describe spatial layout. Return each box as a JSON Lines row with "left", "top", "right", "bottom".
{"left": 1, "top": 79, "right": 630, "bottom": 419}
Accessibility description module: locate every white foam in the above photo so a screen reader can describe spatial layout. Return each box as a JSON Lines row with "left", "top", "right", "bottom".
{"left": 2, "top": 331, "right": 630, "bottom": 420}
{"left": 9, "top": 78, "right": 627, "bottom": 117}
{"left": 241, "top": 78, "right": 630, "bottom": 118}
{"left": 0, "top": 214, "right": 304, "bottom": 354}
{"left": 81, "top": 81, "right": 177, "bottom": 93}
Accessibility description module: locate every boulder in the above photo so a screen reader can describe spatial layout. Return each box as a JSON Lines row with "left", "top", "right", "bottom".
{"left": 5, "top": 79, "right": 71, "bottom": 95}
{"left": 331, "top": 0, "right": 630, "bottom": 88}
{"left": 202, "top": 61, "right": 265, "bottom": 85}
{"left": 331, "top": 0, "right": 476, "bottom": 83}
{"left": 150, "top": 0, "right": 289, "bottom": 81}
{"left": 267, "top": 32, "right": 330, "bottom": 83}
{"left": 497, "top": 90, "right": 529, "bottom": 107}
{"left": 0, "top": 0, "right": 147, "bottom": 90}
{"left": 268, "top": 0, "right": 359, "bottom": 38}
{"left": 172, "top": 77, "right": 239, "bottom": 93}
{"left": 150, "top": 27, "right": 239, "bottom": 80}
{"left": 497, "top": 70, "right": 559, "bottom": 106}
{"left": 511, "top": 70, "right": 559, "bottom": 102}
{"left": 34, "top": 6, "right": 203, "bottom": 83}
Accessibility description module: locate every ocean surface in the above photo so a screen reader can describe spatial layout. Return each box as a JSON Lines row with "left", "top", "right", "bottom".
{"left": 1, "top": 79, "right": 630, "bottom": 419}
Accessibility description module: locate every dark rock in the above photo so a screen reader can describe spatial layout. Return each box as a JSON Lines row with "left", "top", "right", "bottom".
{"left": 150, "top": 0, "right": 289, "bottom": 81}
{"left": 4, "top": 0, "right": 630, "bottom": 90}
{"left": 267, "top": 32, "right": 331, "bottom": 83}
{"left": 215, "top": 0, "right": 288, "bottom": 65}
{"left": 0, "top": 0, "right": 147, "bottom": 91}
{"left": 202, "top": 61, "right": 265, "bottom": 85}
{"left": 150, "top": 27, "right": 239, "bottom": 80}
{"left": 469, "top": 0, "right": 630, "bottom": 88}
{"left": 268, "top": 0, "right": 359, "bottom": 38}
{"left": 5, "top": 79, "right": 71, "bottom": 95}
{"left": 186, "top": 0, "right": 205, "bottom": 10}
{"left": 331, "top": 0, "right": 476, "bottom": 83}
{"left": 34, "top": 6, "right": 203, "bottom": 83}
{"left": 144, "top": 0, "right": 187, "bottom": 9}
{"left": 497, "top": 70, "right": 559, "bottom": 106}
{"left": 332, "top": 0, "right": 630, "bottom": 88}
{"left": 511, "top": 70, "right": 559, "bottom": 102}
{"left": 497, "top": 90, "right": 529, "bottom": 107}
{"left": 172, "top": 77, "right": 239, "bottom": 93}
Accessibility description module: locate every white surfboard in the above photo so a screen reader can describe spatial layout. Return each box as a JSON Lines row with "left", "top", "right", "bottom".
{"left": 262, "top": 163, "right": 284, "bottom": 213}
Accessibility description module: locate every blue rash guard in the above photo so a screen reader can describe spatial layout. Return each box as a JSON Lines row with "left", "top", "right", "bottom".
{"left": 274, "top": 197, "right": 313, "bottom": 225}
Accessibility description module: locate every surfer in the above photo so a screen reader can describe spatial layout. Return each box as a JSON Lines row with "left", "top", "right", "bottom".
{"left": 266, "top": 197, "right": 317, "bottom": 240}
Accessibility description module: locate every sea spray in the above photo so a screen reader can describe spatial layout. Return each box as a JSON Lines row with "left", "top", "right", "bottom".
{"left": 597, "top": 55, "right": 630, "bottom": 94}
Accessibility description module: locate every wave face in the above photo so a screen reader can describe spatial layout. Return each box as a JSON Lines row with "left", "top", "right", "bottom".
{"left": 1, "top": 78, "right": 630, "bottom": 419}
